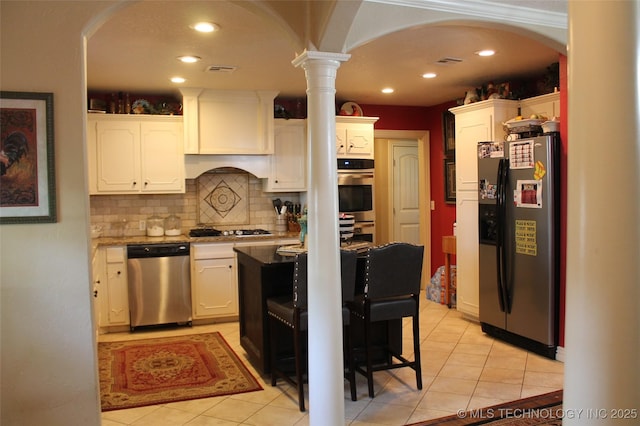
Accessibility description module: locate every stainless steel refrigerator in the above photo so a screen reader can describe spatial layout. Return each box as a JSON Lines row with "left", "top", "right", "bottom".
{"left": 477, "top": 134, "right": 560, "bottom": 359}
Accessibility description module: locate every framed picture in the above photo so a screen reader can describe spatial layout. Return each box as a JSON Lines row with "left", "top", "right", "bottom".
{"left": 444, "top": 158, "right": 456, "bottom": 204}
{"left": 0, "top": 91, "right": 56, "bottom": 224}
{"left": 443, "top": 110, "right": 456, "bottom": 155}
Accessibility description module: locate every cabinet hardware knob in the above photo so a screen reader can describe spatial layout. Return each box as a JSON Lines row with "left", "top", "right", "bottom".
{"left": 93, "top": 290, "right": 98, "bottom": 298}
{"left": 132, "top": 181, "right": 137, "bottom": 187}
{"left": 228, "top": 265, "right": 232, "bottom": 269}
{"left": 117, "top": 271, "right": 121, "bottom": 275}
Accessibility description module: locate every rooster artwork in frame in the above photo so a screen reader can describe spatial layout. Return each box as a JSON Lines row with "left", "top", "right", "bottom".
{"left": 0, "top": 91, "right": 56, "bottom": 223}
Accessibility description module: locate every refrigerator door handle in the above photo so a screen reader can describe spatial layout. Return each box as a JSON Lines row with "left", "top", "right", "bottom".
{"left": 496, "top": 160, "right": 505, "bottom": 312}
{"left": 498, "top": 158, "right": 513, "bottom": 314}
{"left": 496, "top": 159, "right": 507, "bottom": 313}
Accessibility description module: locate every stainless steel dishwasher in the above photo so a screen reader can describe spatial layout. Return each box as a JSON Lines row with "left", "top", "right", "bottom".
{"left": 127, "top": 243, "right": 192, "bottom": 330}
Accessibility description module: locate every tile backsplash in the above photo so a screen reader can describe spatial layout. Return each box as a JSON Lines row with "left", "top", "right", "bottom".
{"left": 90, "top": 172, "right": 301, "bottom": 237}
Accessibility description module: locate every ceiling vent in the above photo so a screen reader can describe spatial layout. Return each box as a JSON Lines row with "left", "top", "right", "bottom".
{"left": 205, "top": 65, "right": 237, "bottom": 73}
{"left": 436, "top": 57, "right": 463, "bottom": 65}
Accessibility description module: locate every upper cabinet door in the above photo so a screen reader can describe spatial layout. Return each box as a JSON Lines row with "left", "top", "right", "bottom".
{"left": 94, "top": 120, "right": 141, "bottom": 193}
{"left": 180, "top": 89, "right": 278, "bottom": 155}
{"left": 519, "top": 92, "right": 560, "bottom": 120}
{"left": 263, "top": 119, "right": 307, "bottom": 192}
{"left": 88, "top": 115, "right": 185, "bottom": 195}
{"left": 336, "top": 116, "right": 379, "bottom": 159}
{"left": 140, "top": 121, "right": 185, "bottom": 192}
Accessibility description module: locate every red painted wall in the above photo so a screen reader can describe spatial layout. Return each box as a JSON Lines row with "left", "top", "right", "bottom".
{"left": 359, "top": 102, "right": 458, "bottom": 278}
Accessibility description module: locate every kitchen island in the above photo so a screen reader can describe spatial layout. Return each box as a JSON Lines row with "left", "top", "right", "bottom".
{"left": 234, "top": 244, "right": 401, "bottom": 374}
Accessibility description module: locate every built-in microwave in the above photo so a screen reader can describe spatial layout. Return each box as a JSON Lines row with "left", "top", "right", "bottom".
{"left": 337, "top": 158, "right": 375, "bottom": 223}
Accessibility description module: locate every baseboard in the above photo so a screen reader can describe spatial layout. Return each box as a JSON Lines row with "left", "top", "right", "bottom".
{"left": 555, "top": 345, "right": 565, "bottom": 362}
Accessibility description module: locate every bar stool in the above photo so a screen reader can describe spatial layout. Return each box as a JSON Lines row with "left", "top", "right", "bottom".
{"left": 349, "top": 242, "right": 424, "bottom": 398}
{"left": 266, "top": 250, "right": 358, "bottom": 411}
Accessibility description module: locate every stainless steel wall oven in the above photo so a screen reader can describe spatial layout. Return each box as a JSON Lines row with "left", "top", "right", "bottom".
{"left": 338, "top": 158, "right": 375, "bottom": 242}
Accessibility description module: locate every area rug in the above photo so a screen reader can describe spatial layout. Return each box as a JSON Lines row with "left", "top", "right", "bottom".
{"left": 98, "top": 332, "right": 262, "bottom": 411}
{"left": 407, "top": 390, "right": 563, "bottom": 426}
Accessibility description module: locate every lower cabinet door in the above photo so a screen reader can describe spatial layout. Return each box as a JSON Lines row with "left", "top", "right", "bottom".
{"left": 192, "top": 257, "right": 239, "bottom": 318}
{"left": 105, "top": 262, "right": 130, "bottom": 325}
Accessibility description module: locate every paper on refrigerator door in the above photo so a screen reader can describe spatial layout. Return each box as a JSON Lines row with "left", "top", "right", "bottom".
{"left": 515, "top": 219, "right": 538, "bottom": 256}
{"left": 509, "top": 140, "right": 535, "bottom": 169}
{"left": 478, "top": 141, "right": 504, "bottom": 159}
{"left": 514, "top": 179, "right": 543, "bottom": 208}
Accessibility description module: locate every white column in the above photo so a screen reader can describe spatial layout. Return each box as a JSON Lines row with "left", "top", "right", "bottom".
{"left": 564, "top": 1, "right": 640, "bottom": 423}
{"left": 292, "top": 50, "right": 350, "bottom": 423}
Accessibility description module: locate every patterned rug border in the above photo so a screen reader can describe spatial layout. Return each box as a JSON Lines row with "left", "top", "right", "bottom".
{"left": 407, "top": 390, "right": 563, "bottom": 426}
{"left": 99, "top": 332, "right": 263, "bottom": 411}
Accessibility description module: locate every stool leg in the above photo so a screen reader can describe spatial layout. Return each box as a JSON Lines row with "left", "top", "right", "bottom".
{"left": 412, "top": 303, "right": 422, "bottom": 390}
{"left": 364, "top": 308, "right": 375, "bottom": 398}
{"left": 269, "top": 316, "right": 278, "bottom": 386}
{"left": 293, "top": 317, "right": 305, "bottom": 411}
{"left": 345, "top": 324, "right": 357, "bottom": 401}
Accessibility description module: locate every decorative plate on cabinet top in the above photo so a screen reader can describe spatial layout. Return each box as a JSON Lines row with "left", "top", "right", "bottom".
{"left": 339, "top": 102, "right": 363, "bottom": 116}
{"left": 132, "top": 99, "right": 151, "bottom": 114}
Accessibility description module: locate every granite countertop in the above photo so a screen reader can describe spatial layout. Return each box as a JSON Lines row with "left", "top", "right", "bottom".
{"left": 234, "top": 244, "right": 297, "bottom": 265}
{"left": 234, "top": 240, "right": 374, "bottom": 266}
{"left": 92, "top": 232, "right": 301, "bottom": 247}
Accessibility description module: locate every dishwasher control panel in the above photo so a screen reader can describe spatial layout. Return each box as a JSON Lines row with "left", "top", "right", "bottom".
{"left": 127, "top": 243, "right": 190, "bottom": 258}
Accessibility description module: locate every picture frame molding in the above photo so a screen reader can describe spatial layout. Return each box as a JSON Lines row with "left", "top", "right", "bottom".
{"left": 444, "top": 157, "right": 456, "bottom": 204}
{"left": 443, "top": 110, "right": 456, "bottom": 155}
{"left": 0, "top": 91, "right": 56, "bottom": 224}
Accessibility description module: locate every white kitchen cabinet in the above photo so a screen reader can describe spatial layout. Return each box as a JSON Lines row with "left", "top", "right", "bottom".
{"left": 180, "top": 88, "right": 278, "bottom": 155}
{"left": 450, "top": 99, "right": 518, "bottom": 193}
{"left": 99, "top": 246, "right": 130, "bottom": 327}
{"left": 87, "top": 114, "right": 185, "bottom": 194}
{"left": 449, "top": 99, "right": 518, "bottom": 319}
{"left": 191, "top": 243, "right": 238, "bottom": 319}
{"left": 336, "top": 116, "right": 378, "bottom": 159}
{"left": 263, "top": 119, "right": 307, "bottom": 192}
{"left": 92, "top": 247, "right": 104, "bottom": 337}
{"left": 520, "top": 92, "right": 560, "bottom": 120}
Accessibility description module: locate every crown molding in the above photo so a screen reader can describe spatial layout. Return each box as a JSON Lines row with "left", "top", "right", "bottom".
{"left": 367, "top": 0, "right": 567, "bottom": 29}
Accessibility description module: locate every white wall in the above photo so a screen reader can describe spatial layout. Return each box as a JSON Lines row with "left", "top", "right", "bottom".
{"left": 0, "top": 2, "right": 115, "bottom": 424}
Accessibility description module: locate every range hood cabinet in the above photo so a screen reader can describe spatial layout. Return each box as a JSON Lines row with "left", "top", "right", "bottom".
{"left": 181, "top": 88, "right": 278, "bottom": 155}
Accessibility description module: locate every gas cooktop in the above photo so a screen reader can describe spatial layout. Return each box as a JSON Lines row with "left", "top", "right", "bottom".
{"left": 189, "top": 228, "right": 272, "bottom": 237}
{"left": 229, "top": 229, "right": 272, "bottom": 237}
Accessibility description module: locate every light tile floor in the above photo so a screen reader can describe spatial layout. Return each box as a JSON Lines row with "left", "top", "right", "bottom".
{"left": 99, "top": 297, "right": 563, "bottom": 426}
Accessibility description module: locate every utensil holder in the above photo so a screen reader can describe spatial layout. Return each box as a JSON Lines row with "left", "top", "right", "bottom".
{"left": 275, "top": 215, "right": 288, "bottom": 233}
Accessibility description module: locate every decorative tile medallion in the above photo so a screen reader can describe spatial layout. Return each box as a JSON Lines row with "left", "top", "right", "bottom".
{"left": 197, "top": 172, "right": 249, "bottom": 225}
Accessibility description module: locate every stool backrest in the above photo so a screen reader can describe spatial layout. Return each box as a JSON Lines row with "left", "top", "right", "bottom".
{"left": 292, "top": 250, "right": 358, "bottom": 308}
{"left": 363, "top": 242, "right": 424, "bottom": 299}
{"left": 293, "top": 253, "right": 308, "bottom": 308}
{"left": 340, "top": 250, "right": 358, "bottom": 303}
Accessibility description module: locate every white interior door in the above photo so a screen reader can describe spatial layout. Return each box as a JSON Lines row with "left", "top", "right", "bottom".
{"left": 392, "top": 142, "right": 420, "bottom": 243}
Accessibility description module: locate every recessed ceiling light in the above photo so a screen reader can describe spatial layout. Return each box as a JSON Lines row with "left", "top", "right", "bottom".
{"left": 381, "top": 88, "right": 394, "bottom": 94}
{"left": 170, "top": 77, "right": 186, "bottom": 84}
{"left": 477, "top": 50, "right": 495, "bottom": 57}
{"left": 422, "top": 72, "right": 437, "bottom": 79}
{"left": 192, "top": 22, "right": 218, "bottom": 33}
{"left": 177, "top": 56, "right": 201, "bottom": 63}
